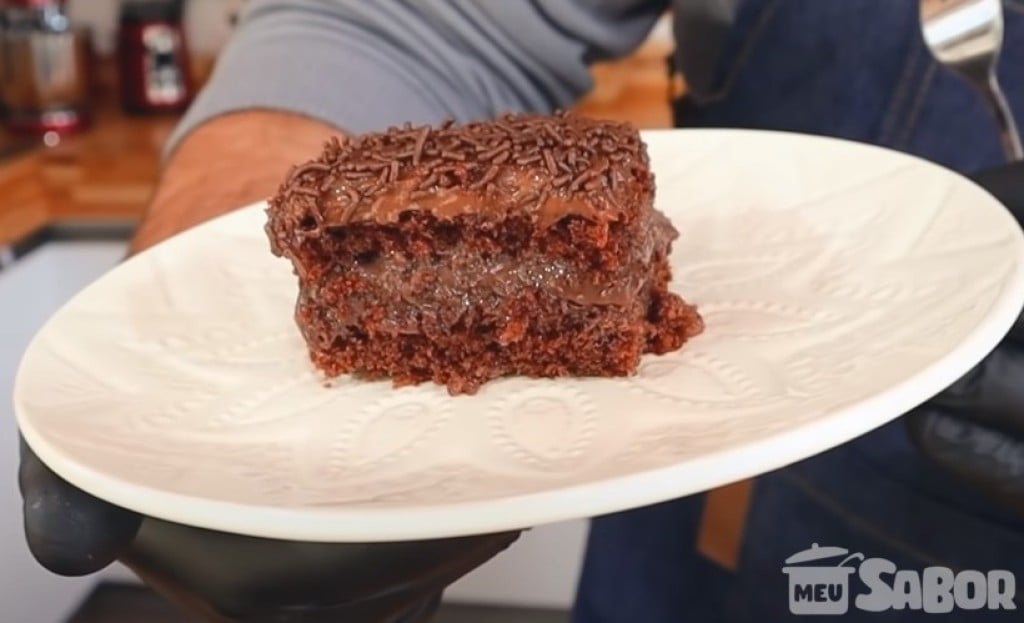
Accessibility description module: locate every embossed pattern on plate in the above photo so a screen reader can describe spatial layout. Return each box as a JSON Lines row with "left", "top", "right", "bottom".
{"left": 13, "top": 129, "right": 1024, "bottom": 542}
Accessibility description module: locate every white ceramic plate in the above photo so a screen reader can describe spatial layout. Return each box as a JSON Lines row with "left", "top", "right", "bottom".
{"left": 14, "top": 129, "right": 1024, "bottom": 542}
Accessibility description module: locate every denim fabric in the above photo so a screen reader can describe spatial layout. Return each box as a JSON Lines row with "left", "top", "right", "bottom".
{"left": 675, "top": 0, "right": 1024, "bottom": 173}
{"left": 573, "top": 1, "right": 1024, "bottom": 621}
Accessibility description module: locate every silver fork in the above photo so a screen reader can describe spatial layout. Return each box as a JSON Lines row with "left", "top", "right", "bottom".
{"left": 920, "top": 0, "right": 1023, "bottom": 161}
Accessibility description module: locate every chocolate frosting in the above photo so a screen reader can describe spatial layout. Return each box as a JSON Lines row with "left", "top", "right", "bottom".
{"left": 271, "top": 111, "right": 651, "bottom": 230}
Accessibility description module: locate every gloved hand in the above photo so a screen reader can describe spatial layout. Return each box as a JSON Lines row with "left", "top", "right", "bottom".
{"left": 904, "top": 160, "right": 1024, "bottom": 515}
{"left": 18, "top": 437, "right": 519, "bottom": 622}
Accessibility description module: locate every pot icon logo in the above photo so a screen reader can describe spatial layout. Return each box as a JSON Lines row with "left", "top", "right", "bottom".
{"left": 783, "top": 543, "right": 865, "bottom": 615}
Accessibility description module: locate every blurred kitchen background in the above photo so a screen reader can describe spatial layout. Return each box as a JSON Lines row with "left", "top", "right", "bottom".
{"left": 0, "top": 1, "right": 676, "bottom": 621}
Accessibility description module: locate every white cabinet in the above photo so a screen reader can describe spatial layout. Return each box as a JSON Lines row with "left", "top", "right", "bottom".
{"left": 1, "top": 240, "right": 127, "bottom": 623}
{"left": 446, "top": 519, "right": 588, "bottom": 609}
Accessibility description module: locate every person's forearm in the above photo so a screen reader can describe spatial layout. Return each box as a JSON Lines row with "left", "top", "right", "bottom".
{"left": 128, "top": 110, "right": 342, "bottom": 255}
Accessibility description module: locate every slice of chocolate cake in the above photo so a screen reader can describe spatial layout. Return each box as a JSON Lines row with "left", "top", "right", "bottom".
{"left": 265, "top": 111, "right": 703, "bottom": 395}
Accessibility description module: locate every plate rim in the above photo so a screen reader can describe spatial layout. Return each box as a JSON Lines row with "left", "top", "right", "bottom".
{"left": 14, "top": 127, "right": 1024, "bottom": 542}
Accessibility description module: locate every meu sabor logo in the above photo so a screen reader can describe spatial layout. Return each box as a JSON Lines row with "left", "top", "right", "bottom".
{"left": 782, "top": 544, "right": 1017, "bottom": 616}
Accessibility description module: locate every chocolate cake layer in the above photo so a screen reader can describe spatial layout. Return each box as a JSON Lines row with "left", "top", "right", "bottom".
{"left": 266, "top": 112, "right": 703, "bottom": 395}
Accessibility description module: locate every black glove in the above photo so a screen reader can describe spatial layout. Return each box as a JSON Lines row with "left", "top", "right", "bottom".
{"left": 119, "top": 519, "right": 519, "bottom": 623}
{"left": 18, "top": 436, "right": 519, "bottom": 621}
{"left": 18, "top": 436, "right": 143, "bottom": 577}
{"left": 905, "top": 161, "right": 1024, "bottom": 514}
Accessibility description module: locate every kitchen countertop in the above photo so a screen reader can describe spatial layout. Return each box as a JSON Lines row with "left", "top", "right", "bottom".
{"left": 0, "top": 100, "right": 177, "bottom": 249}
{"left": 0, "top": 38, "right": 675, "bottom": 251}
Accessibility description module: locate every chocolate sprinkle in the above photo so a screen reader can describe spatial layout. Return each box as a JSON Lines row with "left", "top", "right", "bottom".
{"left": 490, "top": 150, "right": 511, "bottom": 165}
{"left": 543, "top": 150, "right": 558, "bottom": 176}
{"left": 288, "top": 161, "right": 331, "bottom": 183}
{"left": 479, "top": 141, "right": 511, "bottom": 161}
{"left": 570, "top": 168, "right": 597, "bottom": 191}
{"left": 471, "top": 165, "right": 501, "bottom": 190}
{"left": 534, "top": 188, "right": 550, "bottom": 211}
{"left": 542, "top": 124, "right": 562, "bottom": 143}
{"left": 412, "top": 126, "right": 430, "bottom": 166}
{"left": 417, "top": 173, "right": 439, "bottom": 190}
{"left": 274, "top": 111, "right": 647, "bottom": 226}
{"left": 318, "top": 174, "right": 338, "bottom": 192}
{"left": 341, "top": 200, "right": 359, "bottom": 224}
{"left": 440, "top": 149, "right": 467, "bottom": 161}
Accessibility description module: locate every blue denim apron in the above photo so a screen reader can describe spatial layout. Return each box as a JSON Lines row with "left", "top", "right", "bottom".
{"left": 572, "top": 1, "right": 1024, "bottom": 621}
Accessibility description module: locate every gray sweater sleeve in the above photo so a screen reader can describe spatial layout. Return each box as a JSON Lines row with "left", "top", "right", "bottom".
{"left": 166, "top": 0, "right": 668, "bottom": 158}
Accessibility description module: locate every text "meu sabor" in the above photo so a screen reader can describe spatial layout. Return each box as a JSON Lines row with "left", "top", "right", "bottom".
{"left": 854, "top": 559, "right": 1015, "bottom": 613}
